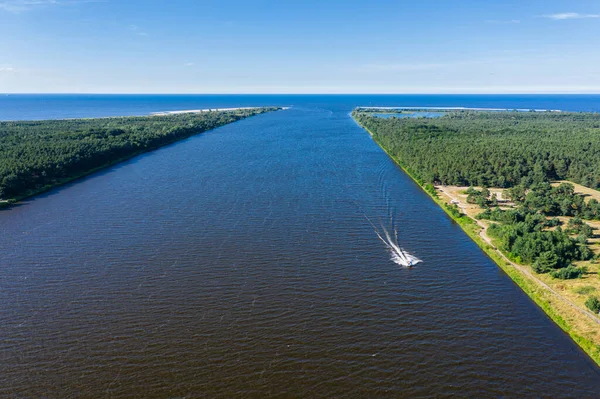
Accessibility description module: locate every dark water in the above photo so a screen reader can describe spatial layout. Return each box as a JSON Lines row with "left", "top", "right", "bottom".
{"left": 2, "top": 95, "right": 600, "bottom": 398}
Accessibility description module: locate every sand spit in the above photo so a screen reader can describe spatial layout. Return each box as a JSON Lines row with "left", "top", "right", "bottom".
{"left": 151, "top": 107, "right": 289, "bottom": 116}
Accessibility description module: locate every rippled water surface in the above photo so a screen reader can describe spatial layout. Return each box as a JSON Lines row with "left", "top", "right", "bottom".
{"left": 2, "top": 95, "right": 600, "bottom": 397}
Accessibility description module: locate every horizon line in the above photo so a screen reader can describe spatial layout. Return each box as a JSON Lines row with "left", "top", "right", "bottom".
{"left": 3, "top": 92, "right": 600, "bottom": 96}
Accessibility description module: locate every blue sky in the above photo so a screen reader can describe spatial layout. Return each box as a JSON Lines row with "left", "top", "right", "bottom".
{"left": 1, "top": 0, "right": 599, "bottom": 93}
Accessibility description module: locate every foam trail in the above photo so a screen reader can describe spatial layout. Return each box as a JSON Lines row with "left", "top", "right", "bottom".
{"left": 363, "top": 214, "right": 422, "bottom": 267}
{"left": 382, "top": 225, "right": 422, "bottom": 267}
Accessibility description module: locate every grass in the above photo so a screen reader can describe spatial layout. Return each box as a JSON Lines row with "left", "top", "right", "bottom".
{"left": 356, "top": 118, "right": 600, "bottom": 367}
{"left": 574, "top": 286, "right": 597, "bottom": 295}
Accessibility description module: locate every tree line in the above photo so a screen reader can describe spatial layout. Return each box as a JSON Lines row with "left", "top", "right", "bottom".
{"left": 354, "top": 110, "right": 600, "bottom": 280}
{"left": 353, "top": 110, "right": 600, "bottom": 189}
{"left": 0, "top": 108, "right": 278, "bottom": 201}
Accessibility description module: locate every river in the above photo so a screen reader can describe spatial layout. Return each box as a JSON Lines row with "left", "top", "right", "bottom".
{"left": 1, "top": 95, "right": 600, "bottom": 397}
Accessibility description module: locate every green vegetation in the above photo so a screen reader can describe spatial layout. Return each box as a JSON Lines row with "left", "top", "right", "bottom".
{"left": 484, "top": 211, "right": 591, "bottom": 269}
{"left": 507, "top": 182, "right": 600, "bottom": 220}
{"left": 353, "top": 110, "right": 600, "bottom": 366}
{"left": 566, "top": 217, "right": 594, "bottom": 238}
{"left": 574, "top": 286, "right": 596, "bottom": 295}
{"left": 473, "top": 182, "right": 597, "bottom": 279}
{"left": 481, "top": 187, "right": 595, "bottom": 270}
{"left": 355, "top": 109, "right": 598, "bottom": 279}
{"left": 466, "top": 186, "right": 498, "bottom": 207}
{"left": 585, "top": 296, "right": 600, "bottom": 314}
{"left": 550, "top": 265, "right": 586, "bottom": 280}
{"left": 0, "top": 108, "right": 278, "bottom": 201}
{"left": 353, "top": 109, "right": 600, "bottom": 189}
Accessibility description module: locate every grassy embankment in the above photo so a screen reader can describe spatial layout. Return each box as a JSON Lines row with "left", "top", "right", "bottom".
{"left": 0, "top": 108, "right": 280, "bottom": 208}
{"left": 354, "top": 117, "right": 600, "bottom": 367}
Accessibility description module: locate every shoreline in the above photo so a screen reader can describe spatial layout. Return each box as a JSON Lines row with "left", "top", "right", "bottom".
{"left": 151, "top": 106, "right": 290, "bottom": 116}
{"left": 356, "top": 106, "right": 562, "bottom": 112}
{"left": 0, "top": 107, "right": 290, "bottom": 123}
{"left": 354, "top": 117, "right": 600, "bottom": 367}
{"left": 1, "top": 108, "right": 281, "bottom": 207}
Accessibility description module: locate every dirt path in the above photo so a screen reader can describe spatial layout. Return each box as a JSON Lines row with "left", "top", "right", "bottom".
{"left": 436, "top": 185, "right": 600, "bottom": 326}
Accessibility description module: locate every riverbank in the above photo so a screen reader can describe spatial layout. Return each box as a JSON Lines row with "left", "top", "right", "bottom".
{"left": 354, "top": 117, "right": 600, "bottom": 367}
{"left": 0, "top": 108, "right": 281, "bottom": 206}
{"left": 4, "top": 148, "right": 179, "bottom": 205}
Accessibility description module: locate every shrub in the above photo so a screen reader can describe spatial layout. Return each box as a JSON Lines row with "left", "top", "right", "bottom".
{"left": 466, "top": 187, "right": 478, "bottom": 195}
{"left": 475, "top": 195, "right": 489, "bottom": 208}
{"left": 490, "top": 193, "right": 498, "bottom": 207}
{"left": 551, "top": 265, "right": 584, "bottom": 280}
{"left": 444, "top": 203, "right": 462, "bottom": 218}
{"left": 424, "top": 183, "right": 438, "bottom": 198}
{"left": 585, "top": 296, "right": 600, "bottom": 314}
{"left": 574, "top": 286, "right": 596, "bottom": 295}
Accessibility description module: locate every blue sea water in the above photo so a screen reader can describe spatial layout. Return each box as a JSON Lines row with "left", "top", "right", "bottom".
{"left": 1, "top": 94, "right": 600, "bottom": 120}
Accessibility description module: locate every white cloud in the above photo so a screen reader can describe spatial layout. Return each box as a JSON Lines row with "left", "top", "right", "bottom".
{"left": 0, "top": 67, "right": 15, "bottom": 72}
{"left": 184, "top": 62, "right": 194, "bottom": 67}
{"left": 543, "top": 12, "right": 600, "bottom": 20}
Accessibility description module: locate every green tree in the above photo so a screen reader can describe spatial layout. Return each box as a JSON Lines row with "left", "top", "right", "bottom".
{"left": 532, "top": 251, "right": 559, "bottom": 274}
{"left": 585, "top": 296, "right": 600, "bottom": 314}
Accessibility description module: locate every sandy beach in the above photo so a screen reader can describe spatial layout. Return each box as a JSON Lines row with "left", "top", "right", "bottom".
{"left": 152, "top": 107, "right": 289, "bottom": 116}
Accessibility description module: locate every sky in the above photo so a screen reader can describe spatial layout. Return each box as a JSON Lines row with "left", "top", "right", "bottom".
{"left": 1, "top": 0, "right": 599, "bottom": 94}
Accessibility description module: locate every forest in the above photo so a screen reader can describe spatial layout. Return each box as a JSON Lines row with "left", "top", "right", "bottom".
{"left": 474, "top": 184, "right": 597, "bottom": 277}
{"left": 353, "top": 110, "right": 600, "bottom": 189}
{"left": 354, "top": 109, "right": 600, "bottom": 280}
{"left": 0, "top": 108, "right": 278, "bottom": 201}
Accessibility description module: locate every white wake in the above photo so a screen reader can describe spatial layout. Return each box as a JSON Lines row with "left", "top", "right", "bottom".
{"left": 363, "top": 214, "right": 421, "bottom": 267}
{"left": 374, "top": 226, "right": 422, "bottom": 267}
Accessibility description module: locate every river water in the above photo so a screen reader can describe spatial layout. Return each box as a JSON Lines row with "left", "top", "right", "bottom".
{"left": 1, "top": 95, "right": 600, "bottom": 397}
